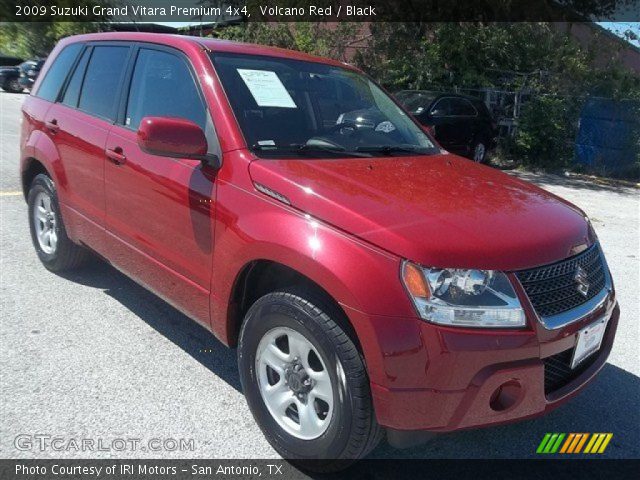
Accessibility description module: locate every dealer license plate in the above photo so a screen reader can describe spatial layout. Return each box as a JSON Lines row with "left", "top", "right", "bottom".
{"left": 571, "top": 317, "right": 608, "bottom": 369}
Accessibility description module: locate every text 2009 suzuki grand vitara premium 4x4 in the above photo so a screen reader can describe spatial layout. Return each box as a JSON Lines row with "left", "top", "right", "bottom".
{"left": 21, "top": 33, "right": 618, "bottom": 465}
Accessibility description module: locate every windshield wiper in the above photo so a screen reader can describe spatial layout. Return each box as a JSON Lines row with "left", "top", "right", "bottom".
{"left": 250, "top": 143, "right": 370, "bottom": 158}
{"left": 355, "top": 145, "right": 428, "bottom": 155}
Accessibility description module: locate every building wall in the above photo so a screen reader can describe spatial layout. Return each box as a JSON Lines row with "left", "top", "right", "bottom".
{"left": 552, "top": 22, "right": 640, "bottom": 74}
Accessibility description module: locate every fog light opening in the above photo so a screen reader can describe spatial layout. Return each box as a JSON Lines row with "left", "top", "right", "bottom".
{"left": 489, "top": 380, "right": 522, "bottom": 412}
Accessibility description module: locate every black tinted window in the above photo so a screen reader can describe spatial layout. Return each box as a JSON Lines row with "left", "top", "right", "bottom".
{"left": 450, "top": 98, "right": 477, "bottom": 116}
{"left": 125, "top": 49, "right": 206, "bottom": 130}
{"left": 62, "top": 48, "right": 90, "bottom": 108}
{"left": 78, "top": 46, "right": 129, "bottom": 120}
{"left": 431, "top": 98, "right": 452, "bottom": 116}
{"left": 35, "top": 43, "right": 82, "bottom": 102}
{"left": 399, "top": 92, "right": 438, "bottom": 113}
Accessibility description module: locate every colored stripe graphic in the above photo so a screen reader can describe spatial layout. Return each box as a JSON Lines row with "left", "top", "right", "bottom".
{"left": 537, "top": 433, "right": 552, "bottom": 453}
{"left": 537, "top": 433, "right": 565, "bottom": 453}
{"left": 597, "top": 433, "right": 613, "bottom": 453}
{"left": 584, "top": 434, "right": 599, "bottom": 453}
{"left": 559, "top": 433, "right": 575, "bottom": 453}
{"left": 550, "top": 433, "right": 565, "bottom": 453}
{"left": 538, "top": 433, "right": 613, "bottom": 454}
{"left": 544, "top": 433, "right": 559, "bottom": 453}
{"left": 574, "top": 433, "right": 589, "bottom": 453}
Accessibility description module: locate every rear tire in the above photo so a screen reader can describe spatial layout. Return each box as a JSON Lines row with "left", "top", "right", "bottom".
{"left": 27, "top": 173, "right": 88, "bottom": 272}
{"left": 238, "top": 288, "right": 382, "bottom": 471}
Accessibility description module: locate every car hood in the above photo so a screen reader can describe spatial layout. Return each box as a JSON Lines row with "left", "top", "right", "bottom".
{"left": 248, "top": 153, "right": 593, "bottom": 271}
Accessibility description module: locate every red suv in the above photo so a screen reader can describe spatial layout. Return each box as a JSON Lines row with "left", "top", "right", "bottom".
{"left": 20, "top": 33, "right": 618, "bottom": 465}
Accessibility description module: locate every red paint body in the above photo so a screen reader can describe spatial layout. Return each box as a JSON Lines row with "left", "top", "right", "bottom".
{"left": 21, "top": 33, "right": 618, "bottom": 433}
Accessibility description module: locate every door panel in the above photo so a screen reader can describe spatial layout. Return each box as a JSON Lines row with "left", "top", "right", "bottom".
{"left": 47, "top": 44, "right": 131, "bottom": 254}
{"left": 104, "top": 127, "right": 215, "bottom": 326}
{"left": 45, "top": 103, "right": 108, "bottom": 253}
{"left": 429, "top": 98, "right": 460, "bottom": 152}
{"left": 103, "top": 46, "right": 217, "bottom": 327}
{"left": 430, "top": 97, "right": 477, "bottom": 155}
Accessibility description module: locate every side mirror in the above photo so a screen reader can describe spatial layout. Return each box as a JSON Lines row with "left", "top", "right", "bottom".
{"left": 137, "top": 116, "right": 219, "bottom": 168}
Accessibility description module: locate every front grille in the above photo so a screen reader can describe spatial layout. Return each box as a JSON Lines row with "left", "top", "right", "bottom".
{"left": 515, "top": 244, "right": 606, "bottom": 318}
{"left": 543, "top": 345, "right": 601, "bottom": 394}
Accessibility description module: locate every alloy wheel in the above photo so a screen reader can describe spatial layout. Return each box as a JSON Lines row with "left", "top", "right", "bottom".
{"left": 255, "top": 326, "right": 334, "bottom": 440}
{"left": 32, "top": 191, "right": 58, "bottom": 254}
{"left": 473, "top": 142, "right": 486, "bottom": 162}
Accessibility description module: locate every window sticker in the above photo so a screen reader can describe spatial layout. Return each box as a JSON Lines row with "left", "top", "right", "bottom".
{"left": 237, "top": 69, "right": 297, "bottom": 108}
{"left": 375, "top": 121, "right": 396, "bottom": 133}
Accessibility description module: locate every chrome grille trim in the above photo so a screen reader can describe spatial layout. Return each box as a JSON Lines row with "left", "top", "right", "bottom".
{"left": 515, "top": 244, "right": 612, "bottom": 330}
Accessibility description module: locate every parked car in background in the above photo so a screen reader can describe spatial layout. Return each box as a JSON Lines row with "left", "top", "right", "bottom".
{"left": 0, "top": 59, "right": 44, "bottom": 93}
{"left": 18, "top": 59, "right": 45, "bottom": 92}
{"left": 0, "top": 65, "right": 23, "bottom": 93}
{"left": 395, "top": 90, "right": 498, "bottom": 162}
{"left": 21, "top": 33, "right": 618, "bottom": 468}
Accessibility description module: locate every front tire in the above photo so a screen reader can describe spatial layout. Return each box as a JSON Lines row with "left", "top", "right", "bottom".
{"left": 238, "top": 289, "right": 382, "bottom": 470}
{"left": 472, "top": 140, "right": 487, "bottom": 163}
{"left": 28, "top": 174, "right": 88, "bottom": 271}
{"left": 4, "top": 78, "right": 23, "bottom": 93}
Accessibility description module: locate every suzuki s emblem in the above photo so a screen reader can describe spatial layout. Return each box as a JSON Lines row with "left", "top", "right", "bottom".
{"left": 574, "top": 266, "right": 590, "bottom": 297}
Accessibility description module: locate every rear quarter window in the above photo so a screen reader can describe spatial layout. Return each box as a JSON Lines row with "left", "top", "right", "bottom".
{"left": 35, "top": 43, "right": 83, "bottom": 102}
{"left": 62, "top": 48, "right": 91, "bottom": 108}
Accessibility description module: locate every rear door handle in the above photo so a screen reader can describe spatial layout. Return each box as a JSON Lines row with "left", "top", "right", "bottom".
{"left": 106, "top": 147, "right": 126, "bottom": 165}
{"left": 45, "top": 119, "right": 59, "bottom": 134}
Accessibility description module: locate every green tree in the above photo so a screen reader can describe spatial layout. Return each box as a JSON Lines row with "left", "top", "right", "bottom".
{"left": 0, "top": 0, "right": 117, "bottom": 58}
{"left": 213, "top": 22, "right": 363, "bottom": 61}
{"left": 353, "top": 22, "right": 639, "bottom": 175}
{"left": 0, "top": 22, "right": 105, "bottom": 58}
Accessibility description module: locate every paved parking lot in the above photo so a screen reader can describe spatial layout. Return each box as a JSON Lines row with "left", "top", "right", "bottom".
{"left": 1, "top": 90, "right": 639, "bottom": 461}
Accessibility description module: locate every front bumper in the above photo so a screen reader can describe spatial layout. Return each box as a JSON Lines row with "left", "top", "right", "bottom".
{"left": 345, "top": 291, "right": 618, "bottom": 433}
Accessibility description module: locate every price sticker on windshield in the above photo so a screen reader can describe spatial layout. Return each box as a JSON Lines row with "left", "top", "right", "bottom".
{"left": 237, "top": 69, "right": 297, "bottom": 108}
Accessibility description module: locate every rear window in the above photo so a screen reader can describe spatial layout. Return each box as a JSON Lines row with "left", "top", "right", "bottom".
{"left": 35, "top": 43, "right": 82, "bottom": 102}
{"left": 78, "top": 46, "right": 129, "bottom": 120}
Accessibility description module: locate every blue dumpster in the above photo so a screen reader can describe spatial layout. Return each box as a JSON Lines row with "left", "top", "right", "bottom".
{"left": 574, "top": 98, "right": 639, "bottom": 177}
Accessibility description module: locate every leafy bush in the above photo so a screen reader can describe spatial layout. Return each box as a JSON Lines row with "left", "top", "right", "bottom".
{"left": 513, "top": 96, "right": 582, "bottom": 170}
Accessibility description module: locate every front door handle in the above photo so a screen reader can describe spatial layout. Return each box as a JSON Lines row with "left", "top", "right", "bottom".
{"left": 45, "top": 119, "right": 59, "bottom": 134}
{"left": 106, "top": 147, "right": 126, "bottom": 165}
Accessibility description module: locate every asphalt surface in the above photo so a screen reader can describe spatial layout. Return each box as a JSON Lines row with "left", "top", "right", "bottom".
{"left": 1, "top": 90, "right": 639, "bottom": 461}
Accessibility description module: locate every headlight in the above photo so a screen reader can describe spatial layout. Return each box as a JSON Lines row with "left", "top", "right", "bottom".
{"left": 401, "top": 261, "right": 526, "bottom": 328}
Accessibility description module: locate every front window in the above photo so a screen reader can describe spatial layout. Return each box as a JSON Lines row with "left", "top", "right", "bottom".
{"left": 211, "top": 53, "right": 437, "bottom": 158}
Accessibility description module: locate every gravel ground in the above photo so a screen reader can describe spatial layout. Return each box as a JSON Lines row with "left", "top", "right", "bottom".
{"left": 1, "top": 91, "right": 638, "bottom": 462}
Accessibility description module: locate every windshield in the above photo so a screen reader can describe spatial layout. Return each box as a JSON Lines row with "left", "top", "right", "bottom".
{"left": 211, "top": 53, "right": 437, "bottom": 158}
